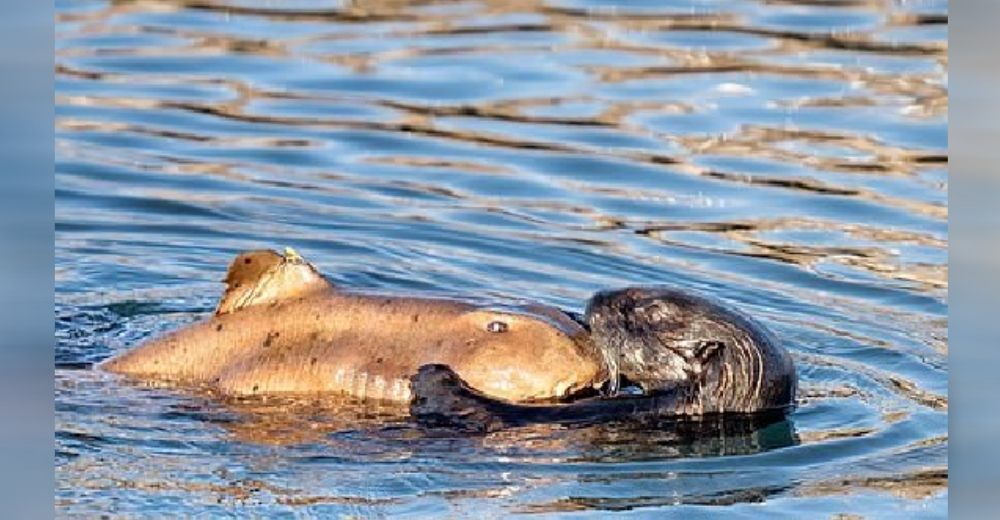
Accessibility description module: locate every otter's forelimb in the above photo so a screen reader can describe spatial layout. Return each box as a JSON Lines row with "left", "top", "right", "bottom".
{"left": 408, "top": 364, "right": 690, "bottom": 433}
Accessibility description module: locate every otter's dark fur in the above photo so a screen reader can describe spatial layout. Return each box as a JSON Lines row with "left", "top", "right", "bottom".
{"left": 410, "top": 287, "right": 797, "bottom": 431}
{"left": 586, "top": 287, "right": 797, "bottom": 415}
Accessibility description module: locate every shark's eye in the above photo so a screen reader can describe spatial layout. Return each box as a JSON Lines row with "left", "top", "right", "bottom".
{"left": 486, "top": 320, "right": 509, "bottom": 333}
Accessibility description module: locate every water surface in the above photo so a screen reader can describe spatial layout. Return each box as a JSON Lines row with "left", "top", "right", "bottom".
{"left": 55, "top": 0, "right": 947, "bottom": 517}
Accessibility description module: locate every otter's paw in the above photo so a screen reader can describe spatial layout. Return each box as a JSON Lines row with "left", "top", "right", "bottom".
{"left": 409, "top": 364, "right": 506, "bottom": 433}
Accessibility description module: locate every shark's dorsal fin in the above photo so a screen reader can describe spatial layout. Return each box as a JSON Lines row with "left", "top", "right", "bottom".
{"left": 215, "top": 248, "right": 333, "bottom": 316}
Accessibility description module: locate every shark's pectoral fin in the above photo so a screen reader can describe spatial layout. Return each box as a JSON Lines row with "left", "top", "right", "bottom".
{"left": 215, "top": 247, "right": 333, "bottom": 316}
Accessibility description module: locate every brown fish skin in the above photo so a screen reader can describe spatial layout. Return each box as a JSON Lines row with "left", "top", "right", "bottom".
{"left": 100, "top": 249, "right": 605, "bottom": 403}
{"left": 214, "top": 249, "right": 329, "bottom": 316}
{"left": 210, "top": 293, "right": 602, "bottom": 402}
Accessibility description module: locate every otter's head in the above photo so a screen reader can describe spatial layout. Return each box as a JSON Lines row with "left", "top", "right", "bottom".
{"left": 585, "top": 287, "right": 796, "bottom": 414}
{"left": 447, "top": 304, "right": 607, "bottom": 403}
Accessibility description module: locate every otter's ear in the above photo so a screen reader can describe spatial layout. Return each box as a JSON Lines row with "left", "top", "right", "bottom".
{"left": 695, "top": 340, "right": 725, "bottom": 361}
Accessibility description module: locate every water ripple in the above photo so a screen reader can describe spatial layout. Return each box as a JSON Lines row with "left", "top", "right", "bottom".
{"left": 56, "top": 0, "right": 946, "bottom": 517}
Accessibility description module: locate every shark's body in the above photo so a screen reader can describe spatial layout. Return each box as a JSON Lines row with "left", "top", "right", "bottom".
{"left": 101, "top": 249, "right": 605, "bottom": 403}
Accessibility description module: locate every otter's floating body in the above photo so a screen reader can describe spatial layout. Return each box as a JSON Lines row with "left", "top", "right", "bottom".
{"left": 102, "top": 249, "right": 797, "bottom": 429}
{"left": 410, "top": 287, "right": 797, "bottom": 431}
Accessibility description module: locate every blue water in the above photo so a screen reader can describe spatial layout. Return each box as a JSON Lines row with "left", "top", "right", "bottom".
{"left": 55, "top": 0, "right": 947, "bottom": 517}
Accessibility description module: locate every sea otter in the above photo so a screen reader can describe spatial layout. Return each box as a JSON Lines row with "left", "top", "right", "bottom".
{"left": 101, "top": 248, "right": 606, "bottom": 403}
{"left": 102, "top": 249, "right": 797, "bottom": 429}
{"left": 409, "top": 287, "right": 797, "bottom": 431}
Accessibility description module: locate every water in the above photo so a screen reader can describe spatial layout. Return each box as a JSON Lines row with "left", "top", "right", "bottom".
{"left": 55, "top": 0, "right": 947, "bottom": 517}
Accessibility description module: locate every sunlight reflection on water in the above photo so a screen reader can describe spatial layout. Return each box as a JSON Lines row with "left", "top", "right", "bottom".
{"left": 56, "top": 0, "right": 947, "bottom": 516}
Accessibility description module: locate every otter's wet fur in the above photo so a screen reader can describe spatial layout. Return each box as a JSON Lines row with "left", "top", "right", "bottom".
{"left": 102, "top": 249, "right": 796, "bottom": 429}
{"left": 410, "top": 287, "right": 797, "bottom": 431}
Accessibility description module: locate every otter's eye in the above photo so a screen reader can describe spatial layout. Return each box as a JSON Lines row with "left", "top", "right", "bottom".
{"left": 637, "top": 302, "right": 668, "bottom": 323}
{"left": 486, "top": 320, "right": 509, "bottom": 333}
